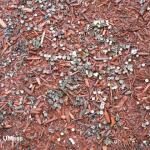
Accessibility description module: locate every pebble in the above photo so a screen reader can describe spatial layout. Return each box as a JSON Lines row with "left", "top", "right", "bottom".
{"left": 0, "top": 83, "right": 5, "bottom": 88}
{"left": 90, "top": 110, "right": 95, "bottom": 114}
{"left": 131, "top": 48, "right": 138, "bottom": 55}
{"left": 60, "top": 132, "right": 65, "bottom": 136}
{"left": 93, "top": 72, "right": 99, "bottom": 77}
{"left": 72, "top": 51, "right": 77, "bottom": 57}
{"left": 69, "top": 138, "right": 75, "bottom": 145}
{"left": 145, "top": 106, "right": 150, "bottom": 110}
{"left": 92, "top": 97, "right": 95, "bottom": 100}
{"left": 93, "top": 91, "right": 97, "bottom": 95}
{"left": 145, "top": 79, "right": 149, "bottom": 83}
{"left": 99, "top": 110, "right": 104, "bottom": 115}
{"left": 141, "top": 63, "right": 146, "bottom": 67}
{"left": 48, "top": 128, "right": 55, "bottom": 133}
{"left": 71, "top": 128, "right": 75, "bottom": 132}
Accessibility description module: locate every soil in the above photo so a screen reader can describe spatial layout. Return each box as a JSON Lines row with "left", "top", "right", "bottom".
{"left": 0, "top": 0, "right": 150, "bottom": 150}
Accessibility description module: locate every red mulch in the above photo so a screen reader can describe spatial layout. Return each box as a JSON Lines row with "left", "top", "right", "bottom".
{"left": 0, "top": 0, "right": 150, "bottom": 150}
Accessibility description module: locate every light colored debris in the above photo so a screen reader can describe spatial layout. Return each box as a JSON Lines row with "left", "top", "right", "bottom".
{"left": 22, "top": 7, "right": 33, "bottom": 13}
{"left": 0, "top": 18, "right": 7, "bottom": 28}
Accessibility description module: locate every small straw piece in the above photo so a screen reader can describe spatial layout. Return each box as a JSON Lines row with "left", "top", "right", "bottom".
{"left": 41, "top": 31, "right": 45, "bottom": 46}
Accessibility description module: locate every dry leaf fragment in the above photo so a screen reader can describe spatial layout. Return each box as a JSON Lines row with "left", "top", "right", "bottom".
{"left": 104, "top": 110, "right": 111, "bottom": 123}
{"left": 114, "top": 96, "right": 128, "bottom": 109}
{"left": 0, "top": 18, "right": 7, "bottom": 28}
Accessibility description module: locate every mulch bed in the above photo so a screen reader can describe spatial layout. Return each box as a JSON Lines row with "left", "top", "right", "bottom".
{"left": 0, "top": 0, "right": 150, "bottom": 150}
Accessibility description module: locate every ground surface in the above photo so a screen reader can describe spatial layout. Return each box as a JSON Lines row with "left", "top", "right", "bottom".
{"left": 0, "top": 0, "right": 150, "bottom": 150}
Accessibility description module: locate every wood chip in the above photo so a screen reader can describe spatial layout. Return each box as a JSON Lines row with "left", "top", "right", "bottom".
{"left": 27, "top": 56, "right": 41, "bottom": 60}
{"left": 38, "top": 21, "right": 47, "bottom": 28}
{"left": 43, "top": 116, "right": 57, "bottom": 125}
{"left": 35, "top": 114, "right": 42, "bottom": 124}
{"left": 69, "top": 112, "right": 75, "bottom": 120}
{"left": 23, "top": 86, "right": 33, "bottom": 95}
{"left": 115, "top": 0, "right": 122, "bottom": 4}
{"left": 31, "top": 108, "right": 42, "bottom": 114}
{"left": 36, "top": 77, "right": 41, "bottom": 85}
{"left": 85, "top": 78, "right": 90, "bottom": 87}
{"left": 110, "top": 116, "right": 116, "bottom": 127}
{"left": 22, "top": 7, "right": 33, "bottom": 13}
{"left": 3, "top": 124, "right": 12, "bottom": 129}
{"left": 102, "top": 145, "right": 108, "bottom": 150}
{"left": 143, "top": 83, "right": 150, "bottom": 93}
